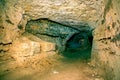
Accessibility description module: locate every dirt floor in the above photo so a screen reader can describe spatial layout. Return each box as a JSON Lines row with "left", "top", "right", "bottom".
{"left": 0, "top": 51, "right": 104, "bottom": 80}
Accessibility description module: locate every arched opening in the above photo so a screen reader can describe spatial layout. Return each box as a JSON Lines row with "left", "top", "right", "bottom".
{"left": 62, "top": 31, "right": 93, "bottom": 59}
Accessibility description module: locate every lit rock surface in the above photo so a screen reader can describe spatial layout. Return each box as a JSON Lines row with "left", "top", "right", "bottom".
{"left": 9, "top": 37, "right": 41, "bottom": 62}
{"left": 0, "top": 0, "right": 104, "bottom": 44}
{"left": 19, "top": 0, "right": 104, "bottom": 28}
{"left": 92, "top": 0, "right": 120, "bottom": 80}
{"left": 9, "top": 34, "right": 57, "bottom": 63}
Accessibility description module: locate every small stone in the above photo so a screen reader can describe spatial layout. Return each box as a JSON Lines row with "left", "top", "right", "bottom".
{"left": 95, "top": 78, "right": 100, "bottom": 80}
{"left": 9, "top": 37, "right": 41, "bottom": 61}
{"left": 53, "top": 70, "right": 59, "bottom": 74}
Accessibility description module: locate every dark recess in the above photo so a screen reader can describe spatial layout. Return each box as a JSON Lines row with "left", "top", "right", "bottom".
{"left": 62, "top": 31, "right": 93, "bottom": 59}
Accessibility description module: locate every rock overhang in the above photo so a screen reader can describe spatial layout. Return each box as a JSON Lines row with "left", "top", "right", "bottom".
{"left": 25, "top": 18, "right": 93, "bottom": 55}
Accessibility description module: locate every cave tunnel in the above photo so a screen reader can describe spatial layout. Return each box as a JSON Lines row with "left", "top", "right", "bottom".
{"left": 62, "top": 30, "right": 93, "bottom": 59}
{"left": 25, "top": 18, "right": 93, "bottom": 60}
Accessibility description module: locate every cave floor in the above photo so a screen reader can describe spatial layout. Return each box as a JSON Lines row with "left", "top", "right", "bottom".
{"left": 0, "top": 52, "right": 104, "bottom": 80}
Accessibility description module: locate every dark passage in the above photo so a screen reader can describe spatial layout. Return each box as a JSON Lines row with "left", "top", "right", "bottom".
{"left": 62, "top": 31, "right": 93, "bottom": 59}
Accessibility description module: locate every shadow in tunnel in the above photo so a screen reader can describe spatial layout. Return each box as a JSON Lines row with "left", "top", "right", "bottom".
{"left": 62, "top": 32, "right": 93, "bottom": 60}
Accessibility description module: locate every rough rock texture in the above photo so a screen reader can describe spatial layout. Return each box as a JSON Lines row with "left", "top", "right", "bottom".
{"left": 0, "top": 0, "right": 104, "bottom": 44}
{"left": 25, "top": 19, "right": 93, "bottom": 52}
{"left": 92, "top": 0, "right": 120, "bottom": 80}
{"left": 9, "top": 33, "right": 56, "bottom": 65}
{"left": 26, "top": 19, "right": 79, "bottom": 52}
{"left": 0, "top": 0, "right": 23, "bottom": 44}
{"left": 19, "top": 0, "right": 104, "bottom": 29}
{"left": 0, "top": 0, "right": 120, "bottom": 80}
{"left": 9, "top": 36, "right": 41, "bottom": 63}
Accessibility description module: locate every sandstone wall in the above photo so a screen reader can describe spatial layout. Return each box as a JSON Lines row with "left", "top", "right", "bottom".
{"left": 92, "top": 0, "right": 120, "bottom": 80}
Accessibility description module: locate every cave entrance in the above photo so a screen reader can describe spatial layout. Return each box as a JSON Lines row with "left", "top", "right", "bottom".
{"left": 62, "top": 31, "right": 93, "bottom": 59}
